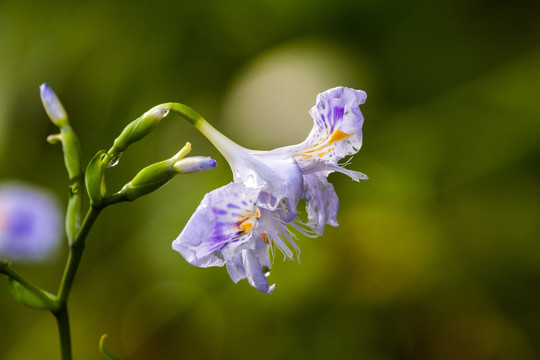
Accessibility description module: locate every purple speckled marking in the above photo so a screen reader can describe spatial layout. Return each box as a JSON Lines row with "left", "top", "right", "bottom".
{"left": 227, "top": 203, "right": 241, "bottom": 209}
{"left": 212, "top": 207, "right": 228, "bottom": 215}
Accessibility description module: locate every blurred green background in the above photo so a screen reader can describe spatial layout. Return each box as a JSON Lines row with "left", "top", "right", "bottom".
{"left": 1, "top": 0, "right": 539, "bottom": 359}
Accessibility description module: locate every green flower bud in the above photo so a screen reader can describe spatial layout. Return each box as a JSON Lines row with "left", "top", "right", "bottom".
{"left": 120, "top": 143, "right": 216, "bottom": 201}
{"left": 121, "top": 159, "right": 175, "bottom": 201}
{"left": 110, "top": 104, "right": 170, "bottom": 155}
{"left": 85, "top": 150, "right": 108, "bottom": 208}
{"left": 65, "top": 183, "right": 82, "bottom": 243}
{"left": 40, "top": 84, "right": 83, "bottom": 180}
{"left": 60, "top": 126, "right": 83, "bottom": 181}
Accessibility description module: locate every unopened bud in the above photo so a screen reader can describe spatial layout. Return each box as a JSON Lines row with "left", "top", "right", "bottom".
{"left": 120, "top": 144, "right": 215, "bottom": 201}
{"left": 40, "top": 84, "right": 68, "bottom": 127}
{"left": 61, "top": 126, "right": 83, "bottom": 181}
{"left": 121, "top": 159, "right": 176, "bottom": 201}
{"left": 85, "top": 150, "right": 108, "bottom": 208}
{"left": 110, "top": 104, "right": 170, "bottom": 154}
{"left": 173, "top": 156, "right": 217, "bottom": 174}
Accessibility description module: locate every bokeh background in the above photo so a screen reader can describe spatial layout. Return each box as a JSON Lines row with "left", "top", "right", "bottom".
{"left": 1, "top": 0, "right": 539, "bottom": 359}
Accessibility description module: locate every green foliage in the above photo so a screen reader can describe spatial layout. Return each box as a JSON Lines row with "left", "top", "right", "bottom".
{"left": 6, "top": 278, "right": 56, "bottom": 311}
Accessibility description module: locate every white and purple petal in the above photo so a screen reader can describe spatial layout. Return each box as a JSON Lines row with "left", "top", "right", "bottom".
{"left": 226, "top": 248, "right": 275, "bottom": 294}
{"left": 281, "top": 86, "right": 367, "bottom": 169}
{"left": 302, "top": 173, "right": 340, "bottom": 235}
{"left": 244, "top": 150, "right": 304, "bottom": 213}
{"left": 197, "top": 120, "right": 305, "bottom": 212}
{"left": 172, "top": 182, "right": 260, "bottom": 267}
{"left": 257, "top": 207, "right": 300, "bottom": 260}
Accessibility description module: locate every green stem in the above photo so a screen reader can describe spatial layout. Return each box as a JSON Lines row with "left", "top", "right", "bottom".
{"left": 54, "top": 205, "right": 102, "bottom": 360}
{"left": 168, "top": 102, "right": 242, "bottom": 169}
{"left": 57, "top": 205, "right": 101, "bottom": 302}
{"left": 54, "top": 307, "right": 72, "bottom": 360}
{"left": 102, "top": 192, "right": 128, "bottom": 206}
{"left": 167, "top": 102, "right": 205, "bottom": 127}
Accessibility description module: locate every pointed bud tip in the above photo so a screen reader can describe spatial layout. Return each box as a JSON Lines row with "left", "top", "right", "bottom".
{"left": 173, "top": 156, "right": 217, "bottom": 174}
{"left": 145, "top": 105, "right": 170, "bottom": 121}
{"left": 39, "top": 83, "right": 67, "bottom": 126}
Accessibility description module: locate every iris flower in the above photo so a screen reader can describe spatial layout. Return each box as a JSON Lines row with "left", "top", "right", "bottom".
{"left": 173, "top": 86, "right": 367, "bottom": 293}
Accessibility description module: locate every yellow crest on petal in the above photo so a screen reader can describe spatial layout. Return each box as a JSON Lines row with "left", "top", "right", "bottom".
{"left": 328, "top": 129, "right": 354, "bottom": 143}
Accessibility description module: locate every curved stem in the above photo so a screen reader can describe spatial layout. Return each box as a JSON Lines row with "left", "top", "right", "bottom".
{"left": 167, "top": 102, "right": 243, "bottom": 166}
{"left": 167, "top": 102, "right": 205, "bottom": 127}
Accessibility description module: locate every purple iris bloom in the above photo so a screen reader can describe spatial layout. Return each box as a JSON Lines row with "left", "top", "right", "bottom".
{"left": 173, "top": 87, "right": 367, "bottom": 293}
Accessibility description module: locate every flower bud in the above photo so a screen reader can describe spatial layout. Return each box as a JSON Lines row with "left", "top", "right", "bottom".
{"left": 40, "top": 83, "right": 68, "bottom": 127}
{"left": 110, "top": 104, "right": 170, "bottom": 155}
{"left": 120, "top": 143, "right": 216, "bottom": 201}
{"left": 60, "top": 125, "right": 83, "bottom": 181}
{"left": 121, "top": 159, "right": 176, "bottom": 201}
{"left": 85, "top": 150, "right": 108, "bottom": 208}
{"left": 173, "top": 156, "right": 217, "bottom": 174}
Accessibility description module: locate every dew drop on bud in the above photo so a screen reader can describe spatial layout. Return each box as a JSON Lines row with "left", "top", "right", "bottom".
{"left": 107, "top": 153, "right": 122, "bottom": 168}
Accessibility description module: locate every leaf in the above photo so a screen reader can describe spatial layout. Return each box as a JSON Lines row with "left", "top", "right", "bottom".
{"left": 7, "top": 278, "right": 56, "bottom": 311}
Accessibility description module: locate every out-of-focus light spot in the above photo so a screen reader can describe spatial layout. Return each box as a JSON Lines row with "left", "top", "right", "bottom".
{"left": 221, "top": 38, "right": 372, "bottom": 149}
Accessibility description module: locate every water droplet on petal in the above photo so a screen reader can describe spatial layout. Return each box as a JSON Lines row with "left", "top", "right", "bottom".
{"left": 107, "top": 153, "right": 122, "bottom": 167}
{"left": 162, "top": 109, "right": 170, "bottom": 117}
{"left": 245, "top": 175, "right": 256, "bottom": 187}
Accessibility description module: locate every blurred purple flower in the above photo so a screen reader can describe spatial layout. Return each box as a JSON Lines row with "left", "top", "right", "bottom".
{"left": 0, "top": 182, "right": 63, "bottom": 262}
{"left": 173, "top": 87, "right": 367, "bottom": 293}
